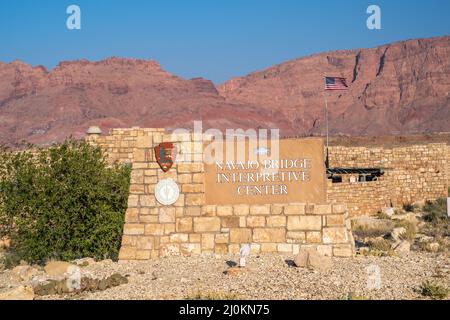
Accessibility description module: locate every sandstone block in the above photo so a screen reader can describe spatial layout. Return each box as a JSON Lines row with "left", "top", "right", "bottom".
{"left": 221, "top": 217, "right": 240, "bottom": 228}
{"left": 326, "top": 215, "right": 346, "bottom": 227}
{"left": 215, "top": 244, "right": 228, "bottom": 255}
{"left": 277, "top": 244, "right": 293, "bottom": 253}
{"left": 123, "top": 224, "right": 145, "bottom": 235}
{"left": 217, "top": 206, "right": 233, "bottom": 216}
{"left": 135, "top": 136, "right": 152, "bottom": 148}
{"left": 119, "top": 247, "right": 137, "bottom": 260}
{"left": 121, "top": 235, "right": 137, "bottom": 246}
{"left": 189, "top": 234, "right": 201, "bottom": 243}
{"left": 144, "top": 224, "right": 164, "bottom": 236}
{"left": 136, "top": 250, "right": 151, "bottom": 260}
{"left": 250, "top": 205, "right": 271, "bottom": 215}
{"left": 202, "top": 233, "right": 215, "bottom": 250}
{"left": 313, "top": 204, "right": 332, "bottom": 215}
{"left": 202, "top": 205, "right": 217, "bottom": 216}
{"left": 159, "top": 208, "right": 176, "bottom": 223}
{"left": 125, "top": 208, "right": 139, "bottom": 223}
{"left": 266, "top": 216, "right": 286, "bottom": 227}
{"left": 186, "top": 194, "right": 204, "bottom": 206}
{"left": 136, "top": 236, "right": 154, "bottom": 250}
{"left": 253, "top": 228, "right": 285, "bottom": 243}
{"left": 170, "top": 233, "right": 189, "bottom": 243}
{"left": 215, "top": 233, "right": 229, "bottom": 244}
{"left": 230, "top": 228, "right": 252, "bottom": 243}
{"left": 192, "top": 173, "right": 204, "bottom": 183}
{"left": 127, "top": 195, "right": 139, "bottom": 207}
{"left": 181, "top": 243, "right": 201, "bottom": 256}
{"left": 164, "top": 224, "right": 176, "bottom": 235}
{"left": 139, "top": 216, "right": 159, "bottom": 224}
{"left": 178, "top": 174, "right": 192, "bottom": 184}
{"left": 176, "top": 217, "right": 193, "bottom": 232}
{"left": 261, "top": 243, "right": 278, "bottom": 253}
{"left": 178, "top": 163, "right": 203, "bottom": 173}
{"left": 306, "top": 231, "right": 322, "bottom": 243}
{"left": 284, "top": 204, "right": 306, "bottom": 215}
{"left": 287, "top": 216, "right": 322, "bottom": 231}
{"left": 322, "top": 227, "right": 349, "bottom": 244}
{"left": 140, "top": 195, "right": 156, "bottom": 207}
{"left": 234, "top": 205, "right": 250, "bottom": 216}
{"left": 246, "top": 216, "right": 266, "bottom": 228}
{"left": 193, "top": 217, "right": 221, "bottom": 232}
{"left": 271, "top": 204, "right": 284, "bottom": 215}
{"left": 185, "top": 206, "right": 201, "bottom": 216}
{"left": 286, "top": 231, "right": 306, "bottom": 241}
{"left": 129, "top": 184, "right": 145, "bottom": 194}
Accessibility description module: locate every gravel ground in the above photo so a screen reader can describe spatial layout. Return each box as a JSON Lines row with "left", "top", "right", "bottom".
{"left": 1, "top": 252, "right": 448, "bottom": 300}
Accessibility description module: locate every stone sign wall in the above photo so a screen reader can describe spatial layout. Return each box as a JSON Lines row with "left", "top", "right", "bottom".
{"left": 90, "top": 129, "right": 450, "bottom": 218}
{"left": 88, "top": 128, "right": 354, "bottom": 260}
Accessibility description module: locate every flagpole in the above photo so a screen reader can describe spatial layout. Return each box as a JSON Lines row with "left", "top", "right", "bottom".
{"left": 324, "top": 91, "right": 330, "bottom": 169}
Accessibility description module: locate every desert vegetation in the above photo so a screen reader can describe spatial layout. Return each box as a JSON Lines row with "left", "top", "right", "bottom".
{"left": 0, "top": 139, "right": 131, "bottom": 266}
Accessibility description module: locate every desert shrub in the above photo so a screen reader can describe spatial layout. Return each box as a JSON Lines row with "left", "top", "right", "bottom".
{"left": 375, "top": 211, "right": 391, "bottom": 220}
{"left": 402, "top": 203, "right": 417, "bottom": 213}
{"left": 420, "top": 280, "right": 450, "bottom": 300}
{"left": 0, "top": 139, "right": 131, "bottom": 264}
{"left": 343, "top": 292, "right": 368, "bottom": 300}
{"left": 423, "top": 198, "right": 447, "bottom": 223}
{"left": 367, "top": 238, "right": 392, "bottom": 252}
{"left": 394, "top": 221, "right": 417, "bottom": 241}
{"left": 353, "top": 225, "right": 392, "bottom": 239}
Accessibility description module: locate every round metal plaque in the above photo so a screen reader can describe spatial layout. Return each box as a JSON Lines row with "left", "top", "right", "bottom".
{"left": 155, "top": 179, "right": 180, "bottom": 206}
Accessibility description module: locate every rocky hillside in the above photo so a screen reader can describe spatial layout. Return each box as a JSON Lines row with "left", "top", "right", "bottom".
{"left": 219, "top": 36, "right": 450, "bottom": 137}
{"left": 0, "top": 58, "right": 293, "bottom": 146}
{"left": 0, "top": 36, "right": 449, "bottom": 146}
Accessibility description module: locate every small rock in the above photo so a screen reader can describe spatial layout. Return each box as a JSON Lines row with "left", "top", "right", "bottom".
{"left": 393, "top": 241, "right": 410, "bottom": 256}
{"left": 11, "top": 265, "right": 39, "bottom": 282}
{"left": 427, "top": 242, "right": 440, "bottom": 252}
{"left": 294, "top": 250, "right": 308, "bottom": 268}
{"left": 73, "top": 257, "right": 96, "bottom": 267}
{"left": 294, "top": 248, "right": 332, "bottom": 272}
{"left": 0, "top": 285, "right": 34, "bottom": 300}
{"left": 44, "top": 261, "right": 76, "bottom": 278}
{"left": 106, "top": 273, "right": 128, "bottom": 287}
{"left": 382, "top": 207, "right": 395, "bottom": 217}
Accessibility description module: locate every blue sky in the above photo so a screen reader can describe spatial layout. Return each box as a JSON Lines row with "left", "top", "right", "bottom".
{"left": 0, "top": 0, "right": 449, "bottom": 83}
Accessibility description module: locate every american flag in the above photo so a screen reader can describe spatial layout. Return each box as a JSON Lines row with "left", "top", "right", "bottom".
{"left": 325, "top": 77, "right": 349, "bottom": 90}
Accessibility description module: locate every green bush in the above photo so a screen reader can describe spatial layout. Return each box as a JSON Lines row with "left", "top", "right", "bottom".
{"left": 423, "top": 198, "right": 447, "bottom": 223}
{"left": 420, "top": 280, "right": 450, "bottom": 300}
{"left": 0, "top": 139, "right": 131, "bottom": 264}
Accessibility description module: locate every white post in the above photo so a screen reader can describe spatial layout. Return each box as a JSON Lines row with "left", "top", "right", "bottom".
{"left": 447, "top": 197, "right": 450, "bottom": 218}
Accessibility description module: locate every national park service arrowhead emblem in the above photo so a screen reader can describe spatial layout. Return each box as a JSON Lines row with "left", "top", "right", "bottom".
{"left": 154, "top": 142, "right": 176, "bottom": 172}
